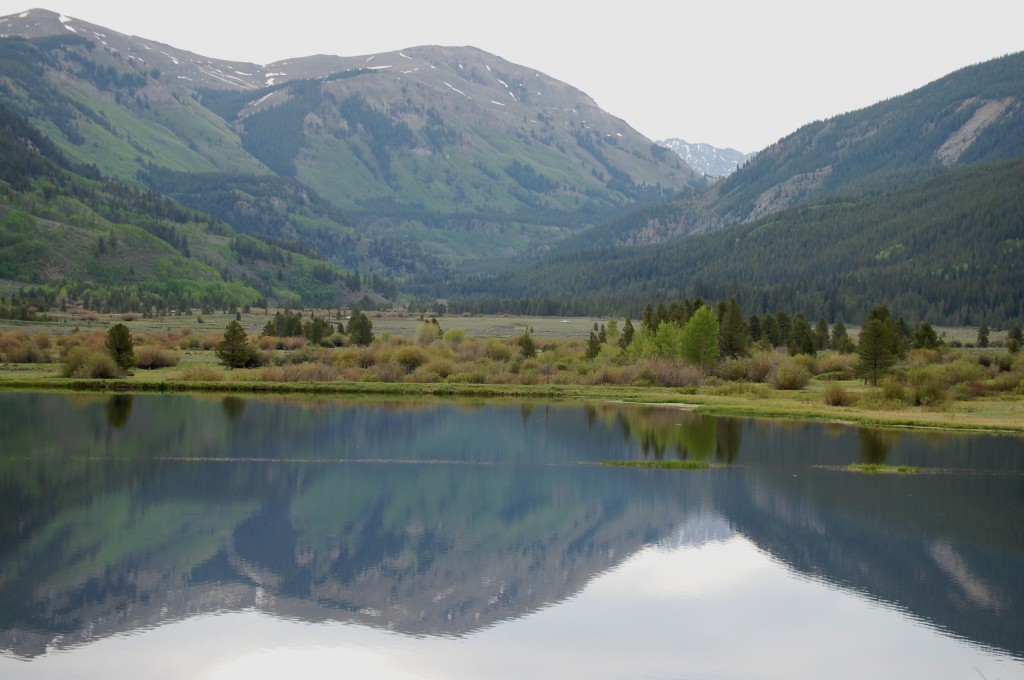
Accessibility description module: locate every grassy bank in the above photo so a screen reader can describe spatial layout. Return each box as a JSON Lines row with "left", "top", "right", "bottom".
{"left": 1, "top": 315, "right": 1022, "bottom": 436}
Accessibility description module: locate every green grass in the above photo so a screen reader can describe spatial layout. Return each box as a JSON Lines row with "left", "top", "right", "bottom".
{"left": 845, "top": 463, "right": 921, "bottom": 474}
{"left": 600, "top": 460, "right": 712, "bottom": 470}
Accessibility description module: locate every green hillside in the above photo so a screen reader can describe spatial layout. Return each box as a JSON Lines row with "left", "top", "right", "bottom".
{"left": 448, "top": 160, "right": 1024, "bottom": 326}
{"left": 0, "top": 102, "right": 371, "bottom": 311}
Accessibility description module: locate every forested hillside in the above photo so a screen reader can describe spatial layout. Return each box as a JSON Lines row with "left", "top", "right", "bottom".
{"left": 447, "top": 160, "right": 1024, "bottom": 326}
{"left": 0, "top": 102, "right": 382, "bottom": 312}
{"left": 0, "top": 12, "right": 696, "bottom": 276}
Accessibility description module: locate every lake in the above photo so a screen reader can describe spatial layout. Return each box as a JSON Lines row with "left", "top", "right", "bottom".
{"left": 0, "top": 392, "right": 1021, "bottom": 679}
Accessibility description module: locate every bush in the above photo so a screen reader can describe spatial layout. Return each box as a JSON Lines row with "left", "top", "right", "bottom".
{"left": 881, "top": 379, "right": 909, "bottom": 404}
{"left": 823, "top": 385, "right": 857, "bottom": 407}
{"left": 746, "top": 350, "right": 777, "bottom": 383}
{"left": 637, "top": 359, "right": 704, "bottom": 388}
{"left": 134, "top": 345, "right": 179, "bottom": 369}
{"left": 177, "top": 365, "right": 226, "bottom": 381}
{"left": 486, "top": 341, "right": 513, "bottom": 362}
{"left": 717, "top": 357, "right": 750, "bottom": 382}
{"left": 0, "top": 331, "right": 51, "bottom": 363}
{"left": 394, "top": 345, "right": 429, "bottom": 373}
{"left": 260, "top": 363, "right": 339, "bottom": 382}
{"left": 443, "top": 327, "right": 466, "bottom": 345}
{"left": 63, "top": 347, "right": 119, "bottom": 379}
{"left": 771, "top": 358, "right": 810, "bottom": 390}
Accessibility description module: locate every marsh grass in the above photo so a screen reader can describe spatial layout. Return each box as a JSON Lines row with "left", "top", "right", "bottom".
{"left": 601, "top": 460, "right": 712, "bottom": 470}
{"left": 846, "top": 463, "right": 921, "bottom": 474}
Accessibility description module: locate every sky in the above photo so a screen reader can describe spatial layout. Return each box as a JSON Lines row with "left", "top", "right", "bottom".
{"left": 1, "top": 1, "right": 1022, "bottom": 152}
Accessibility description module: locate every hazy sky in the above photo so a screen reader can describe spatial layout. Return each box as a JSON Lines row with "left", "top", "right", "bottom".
{"left": 2, "top": 1, "right": 1021, "bottom": 152}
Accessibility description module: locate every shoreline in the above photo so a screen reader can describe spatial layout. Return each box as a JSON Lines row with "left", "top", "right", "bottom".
{"left": 2, "top": 377, "right": 1021, "bottom": 436}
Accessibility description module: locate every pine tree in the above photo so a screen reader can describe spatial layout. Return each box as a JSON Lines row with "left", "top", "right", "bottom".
{"left": 977, "top": 324, "right": 990, "bottom": 348}
{"left": 857, "top": 318, "right": 896, "bottom": 385}
{"left": 105, "top": 323, "right": 135, "bottom": 373}
{"left": 216, "top": 320, "right": 258, "bottom": 368}
{"left": 619, "top": 317, "right": 635, "bottom": 350}
{"left": 719, "top": 298, "right": 749, "bottom": 358}
{"left": 347, "top": 309, "right": 375, "bottom": 346}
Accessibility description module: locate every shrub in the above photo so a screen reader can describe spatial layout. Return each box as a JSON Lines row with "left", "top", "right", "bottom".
{"left": 638, "top": 359, "right": 704, "bottom": 388}
{"left": 63, "top": 347, "right": 119, "bottom": 379}
{"left": 0, "top": 332, "right": 50, "bottom": 363}
{"left": 424, "top": 358, "right": 455, "bottom": 379}
{"left": 134, "top": 346, "right": 179, "bottom": 369}
{"left": 177, "top": 365, "right": 226, "bottom": 381}
{"left": 881, "top": 379, "right": 909, "bottom": 404}
{"left": 260, "top": 363, "right": 339, "bottom": 382}
{"left": 771, "top": 358, "right": 810, "bottom": 390}
{"left": 709, "top": 382, "right": 772, "bottom": 398}
{"left": 814, "top": 352, "right": 856, "bottom": 377}
{"left": 911, "top": 377, "right": 949, "bottom": 407}
{"left": 443, "top": 327, "right": 466, "bottom": 345}
{"left": 823, "top": 385, "right": 857, "bottom": 407}
{"left": 486, "top": 341, "right": 513, "bottom": 362}
{"left": 717, "top": 357, "right": 750, "bottom": 382}
{"left": 394, "top": 345, "right": 429, "bottom": 373}
{"left": 746, "top": 350, "right": 777, "bottom": 383}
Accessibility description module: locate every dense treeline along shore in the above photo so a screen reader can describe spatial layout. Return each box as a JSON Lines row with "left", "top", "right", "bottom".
{"left": 1, "top": 298, "right": 1022, "bottom": 435}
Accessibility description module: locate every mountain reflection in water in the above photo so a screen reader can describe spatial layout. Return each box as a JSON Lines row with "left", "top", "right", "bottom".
{"left": 0, "top": 393, "right": 1021, "bottom": 665}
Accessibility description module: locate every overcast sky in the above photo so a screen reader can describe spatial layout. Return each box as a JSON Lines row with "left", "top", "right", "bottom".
{"left": 2, "top": 1, "right": 1021, "bottom": 152}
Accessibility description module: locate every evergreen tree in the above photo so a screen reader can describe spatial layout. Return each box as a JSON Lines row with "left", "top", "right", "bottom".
{"left": 977, "top": 324, "right": 990, "bottom": 348}
{"left": 516, "top": 331, "right": 536, "bottom": 358}
{"left": 619, "top": 317, "right": 635, "bottom": 350}
{"left": 912, "top": 321, "right": 941, "bottom": 349}
{"left": 748, "top": 315, "right": 763, "bottom": 343}
{"left": 830, "top": 320, "right": 853, "bottom": 353}
{"left": 585, "top": 331, "right": 601, "bottom": 359}
{"left": 776, "top": 311, "right": 792, "bottom": 347}
{"left": 762, "top": 313, "right": 782, "bottom": 347}
{"left": 347, "top": 309, "right": 375, "bottom": 346}
{"left": 105, "top": 323, "right": 135, "bottom": 372}
{"left": 216, "top": 320, "right": 258, "bottom": 368}
{"left": 813, "top": 317, "right": 830, "bottom": 352}
{"left": 790, "top": 314, "right": 816, "bottom": 356}
{"left": 857, "top": 318, "right": 896, "bottom": 385}
{"left": 719, "top": 298, "right": 749, "bottom": 358}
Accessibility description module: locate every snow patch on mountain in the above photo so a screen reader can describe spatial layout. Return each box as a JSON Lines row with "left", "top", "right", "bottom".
{"left": 657, "top": 139, "right": 754, "bottom": 178}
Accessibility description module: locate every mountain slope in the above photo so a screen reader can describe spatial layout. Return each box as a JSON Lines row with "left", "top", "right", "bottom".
{"left": 448, "top": 159, "right": 1024, "bottom": 326}
{"left": 0, "top": 9, "right": 697, "bottom": 273}
{"left": 0, "top": 100, "right": 379, "bottom": 310}
{"left": 657, "top": 138, "right": 752, "bottom": 177}
{"left": 711, "top": 51, "right": 1024, "bottom": 224}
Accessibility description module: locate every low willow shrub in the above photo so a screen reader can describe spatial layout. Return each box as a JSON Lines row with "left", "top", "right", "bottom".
{"left": 0, "top": 331, "right": 53, "bottom": 363}
{"left": 823, "top": 384, "right": 857, "bottom": 407}
{"left": 708, "top": 381, "right": 772, "bottom": 398}
{"left": 176, "top": 365, "right": 225, "bottom": 381}
{"left": 771, "top": 358, "right": 811, "bottom": 390}
{"left": 134, "top": 345, "right": 179, "bottom": 369}
{"left": 259, "top": 362, "right": 339, "bottom": 382}
{"left": 63, "top": 347, "right": 119, "bottom": 378}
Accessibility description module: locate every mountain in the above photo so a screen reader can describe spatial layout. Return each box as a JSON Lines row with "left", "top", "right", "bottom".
{"left": 446, "top": 158, "right": 1024, "bottom": 325}
{"left": 0, "top": 9, "right": 697, "bottom": 285}
{"left": 446, "top": 52, "right": 1024, "bottom": 324}
{"left": 710, "top": 51, "right": 1024, "bottom": 225}
{"left": 657, "top": 138, "right": 752, "bottom": 177}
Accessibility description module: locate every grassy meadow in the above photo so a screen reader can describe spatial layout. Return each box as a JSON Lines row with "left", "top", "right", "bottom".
{"left": 1, "top": 308, "right": 1022, "bottom": 435}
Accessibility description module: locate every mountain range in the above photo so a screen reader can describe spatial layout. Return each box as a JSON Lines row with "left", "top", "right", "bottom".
{"left": 656, "top": 138, "right": 753, "bottom": 177}
{"left": 0, "top": 9, "right": 1022, "bottom": 323}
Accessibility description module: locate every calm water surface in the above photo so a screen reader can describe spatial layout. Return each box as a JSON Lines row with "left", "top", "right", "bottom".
{"left": 0, "top": 392, "right": 1021, "bottom": 679}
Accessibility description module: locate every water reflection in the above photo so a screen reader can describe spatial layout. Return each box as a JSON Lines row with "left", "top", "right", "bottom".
{"left": 0, "top": 393, "right": 1021, "bottom": 669}
{"left": 104, "top": 394, "right": 133, "bottom": 429}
